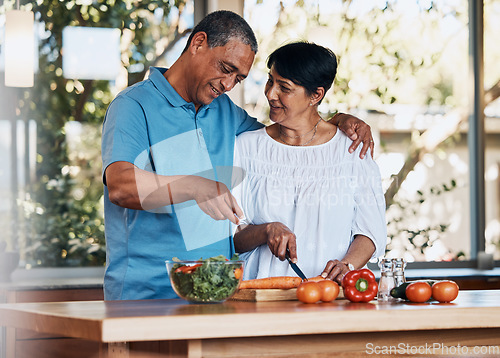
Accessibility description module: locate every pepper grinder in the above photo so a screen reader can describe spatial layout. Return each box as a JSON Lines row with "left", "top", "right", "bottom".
{"left": 392, "top": 258, "right": 407, "bottom": 287}
{"left": 377, "top": 258, "right": 395, "bottom": 301}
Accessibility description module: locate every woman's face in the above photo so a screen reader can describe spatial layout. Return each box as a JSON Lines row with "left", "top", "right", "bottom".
{"left": 264, "top": 65, "right": 312, "bottom": 124}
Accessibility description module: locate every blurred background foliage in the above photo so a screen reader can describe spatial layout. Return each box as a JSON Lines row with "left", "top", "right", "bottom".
{"left": 245, "top": 0, "right": 467, "bottom": 116}
{"left": 1, "top": 0, "right": 189, "bottom": 267}
{"left": 1, "top": 0, "right": 499, "bottom": 266}
{"left": 243, "top": 0, "right": 500, "bottom": 261}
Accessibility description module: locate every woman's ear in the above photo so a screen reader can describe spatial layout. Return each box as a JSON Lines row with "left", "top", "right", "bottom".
{"left": 189, "top": 32, "right": 207, "bottom": 54}
{"left": 311, "top": 87, "right": 325, "bottom": 106}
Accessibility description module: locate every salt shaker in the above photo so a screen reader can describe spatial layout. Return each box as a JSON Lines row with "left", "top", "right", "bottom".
{"left": 377, "top": 258, "right": 395, "bottom": 301}
{"left": 392, "top": 258, "right": 407, "bottom": 287}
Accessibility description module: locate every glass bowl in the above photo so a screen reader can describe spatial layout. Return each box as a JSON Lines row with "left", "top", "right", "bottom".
{"left": 165, "top": 258, "right": 244, "bottom": 303}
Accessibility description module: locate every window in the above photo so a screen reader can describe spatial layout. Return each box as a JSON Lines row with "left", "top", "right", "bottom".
{"left": 484, "top": 0, "right": 500, "bottom": 260}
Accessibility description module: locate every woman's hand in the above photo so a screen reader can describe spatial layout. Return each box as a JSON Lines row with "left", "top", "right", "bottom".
{"left": 321, "top": 259, "right": 353, "bottom": 285}
{"left": 331, "top": 113, "right": 374, "bottom": 159}
{"left": 264, "top": 222, "right": 297, "bottom": 262}
{"left": 322, "top": 235, "right": 375, "bottom": 284}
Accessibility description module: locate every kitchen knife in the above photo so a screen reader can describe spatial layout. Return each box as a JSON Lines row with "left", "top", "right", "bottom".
{"left": 285, "top": 250, "right": 307, "bottom": 281}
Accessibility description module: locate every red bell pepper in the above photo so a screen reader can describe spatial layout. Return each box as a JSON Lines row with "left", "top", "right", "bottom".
{"left": 342, "top": 268, "right": 378, "bottom": 302}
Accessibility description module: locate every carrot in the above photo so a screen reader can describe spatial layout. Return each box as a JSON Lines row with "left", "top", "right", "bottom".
{"left": 234, "top": 267, "right": 243, "bottom": 280}
{"left": 307, "top": 275, "right": 326, "bottom": 282}
{"left": 239, "top": 276, "right": 303, "bottom": 290}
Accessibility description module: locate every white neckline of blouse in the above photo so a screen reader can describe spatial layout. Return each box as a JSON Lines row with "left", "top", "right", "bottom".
{"left": 262, "top": 126, "right": 339, "bottom": 149}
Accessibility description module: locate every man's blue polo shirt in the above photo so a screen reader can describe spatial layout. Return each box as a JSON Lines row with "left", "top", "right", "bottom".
{"left": 101, "top": 67, "right": 262, "bottom": 300}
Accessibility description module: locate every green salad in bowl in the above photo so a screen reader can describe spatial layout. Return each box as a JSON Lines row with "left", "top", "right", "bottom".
{"left": 166, "top": 255, "right": 244, "bottom": 303}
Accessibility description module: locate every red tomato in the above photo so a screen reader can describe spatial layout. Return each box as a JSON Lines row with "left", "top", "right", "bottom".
{"left": 406, "top": 281, "right": 432, "bottom": 303}
{"left": 432, "top": 281, "right": 459, "bottom": 303}
{"left": 296, "top": 282, "right": 322, "bottom": 304}
{"left": 317, "top": 280, "right": 340, "bottom": 302}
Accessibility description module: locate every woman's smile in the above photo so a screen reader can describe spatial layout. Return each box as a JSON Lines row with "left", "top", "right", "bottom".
{"left": 268, "top": 102, "right": 286, "bottom": 122}
{"left": 269, "top": 102, "right": 282, "bottom": 111}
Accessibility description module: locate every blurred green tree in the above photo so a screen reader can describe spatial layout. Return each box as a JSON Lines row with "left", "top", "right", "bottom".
{"left": 1, "top": 0, "right": 190, "bottom": 266}
{"left": 245, "top": 0, "right": 500, "bottom": 261}
{"left": 4, "top": 0, "right": 499, "bottom": 265}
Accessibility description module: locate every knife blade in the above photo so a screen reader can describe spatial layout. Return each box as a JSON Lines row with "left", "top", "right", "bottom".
{"left": 285, "top": 250, "right": 307, "bottom": 281}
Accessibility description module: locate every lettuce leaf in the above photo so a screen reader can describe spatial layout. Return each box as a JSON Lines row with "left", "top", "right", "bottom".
{"left": 170, "top": 254, "right": 241, "bottom": 302}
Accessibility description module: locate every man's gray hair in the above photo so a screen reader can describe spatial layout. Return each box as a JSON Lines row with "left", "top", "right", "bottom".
{"left": 182, "top": 10, "right": 258, "bottom": 53}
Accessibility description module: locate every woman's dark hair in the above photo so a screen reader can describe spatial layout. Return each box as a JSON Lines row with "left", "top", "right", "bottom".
{"left": 182, "top": 10, "right": 258, "bottom": 53}
{"left": 267, "top": 42, "right": 337, "bottom": 102}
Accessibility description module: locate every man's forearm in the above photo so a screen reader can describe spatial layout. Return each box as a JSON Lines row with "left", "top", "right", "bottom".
{"left": 106, "top": 161, "right": 198, "bottom": 210}
{"left": 139, "top": 172, "right": 201, "bottom": 211}
{"left": 106, "top": 161, "right": 241, "bottom": 224}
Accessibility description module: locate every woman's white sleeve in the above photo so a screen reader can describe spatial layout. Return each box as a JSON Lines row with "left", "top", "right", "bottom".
{"left": 351, "top": 154, "right": 388, "bottom": 259}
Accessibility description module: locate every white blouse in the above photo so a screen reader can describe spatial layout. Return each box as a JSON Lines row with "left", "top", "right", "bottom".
{"left": 232, "top": 127, "right": 387, "bottom": 280}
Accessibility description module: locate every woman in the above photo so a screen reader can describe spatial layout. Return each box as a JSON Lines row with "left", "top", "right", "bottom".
{"left": 232, "top": 42, "right": 386, "bottom": 284}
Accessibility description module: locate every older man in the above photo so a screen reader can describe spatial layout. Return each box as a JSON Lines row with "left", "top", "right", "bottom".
{"left": 101, "top": 10, "right": 373, "bottom": 300}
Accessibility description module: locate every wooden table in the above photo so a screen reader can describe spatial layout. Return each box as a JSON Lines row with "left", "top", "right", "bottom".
{"left": 0, "top": 275, "right": 104, "bottom": 358}
{"left": 1, "top": 290, "right": 500, "bottom": 357}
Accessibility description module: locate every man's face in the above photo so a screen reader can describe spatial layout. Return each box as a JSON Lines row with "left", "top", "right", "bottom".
{"left": 188, "top": 38, "right": 255, "bottom": 108}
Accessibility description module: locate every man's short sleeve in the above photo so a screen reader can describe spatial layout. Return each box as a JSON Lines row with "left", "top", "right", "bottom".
{"left": 101, "top": 95, "right": 150, "bottom": 184}
{"left": 233, "top": 102, "right": 264, "bottom": 135}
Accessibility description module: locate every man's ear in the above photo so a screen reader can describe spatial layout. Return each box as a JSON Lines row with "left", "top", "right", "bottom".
{"left": 311, "top": 87, "right": 325, "bottom": 106}
{"left": 189, "top": 32, "right": 208, "bottom": 54}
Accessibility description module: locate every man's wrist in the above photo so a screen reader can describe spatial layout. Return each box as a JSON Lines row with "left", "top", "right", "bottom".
{"left": 330, "top": 112, "right": 342, "bottom": 125}
{"left": 184, "top": 175, "right": 198, "bottom": 200}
